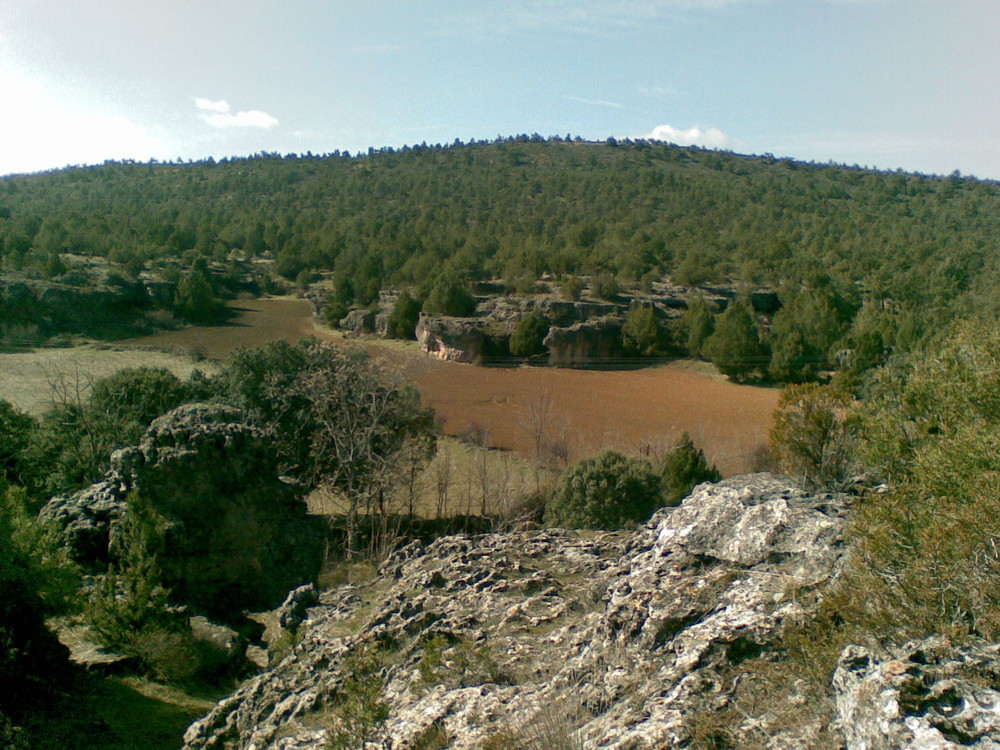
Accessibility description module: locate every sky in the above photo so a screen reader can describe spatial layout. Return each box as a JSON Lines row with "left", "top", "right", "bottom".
{"left": 0, "top": 0, "right": 997, "bottom": 179}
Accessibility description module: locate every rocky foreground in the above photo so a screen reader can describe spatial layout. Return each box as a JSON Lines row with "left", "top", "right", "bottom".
{"left": 181, "top": 476, "right": 1000, "bottom": 749}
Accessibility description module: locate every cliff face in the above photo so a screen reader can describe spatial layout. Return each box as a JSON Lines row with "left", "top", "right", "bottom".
{"left": 182, "top": 475, "right": 851, "bottom": 749}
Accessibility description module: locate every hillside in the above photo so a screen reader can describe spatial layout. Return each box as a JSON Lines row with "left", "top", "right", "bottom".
{"left": 3, "top": 139, "right": 1000, "bottom": 370}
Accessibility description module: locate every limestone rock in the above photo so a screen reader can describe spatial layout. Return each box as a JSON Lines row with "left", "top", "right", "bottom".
{"left": 182, "top": 474, "right": 849, "bottom": 749}
{"left": 416, "top": 315, "right": 487, "bottom": 363}
{"left": 339, "top": 308, "right": 376, "bottom": 335}
{"left": 544, "top": 315, "right": 625, "bottom": 366}
{"left": 834, "top": 638, "right": 1000, "bottom": 748}
{"left": 40, "top": 403, "right": 324, "bottom": 618}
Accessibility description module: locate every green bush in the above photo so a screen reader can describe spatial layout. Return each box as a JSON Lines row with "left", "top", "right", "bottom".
{"left": 0, "top": 400, "right": 35, "bottom": 486}
{"left": 590, "top": 273, "right": 619, "bottom": 301}
{"left": 681, "top": 295, "right": 715, "bottom": 358}
{"left": 702, "top": 296, "right": 769, "bottom": 380}
{"left": 386, "top": 290, "right": 421, "bottom": 339}
{"left": 622, "top": 304, "right": 669, "bottom": 356}
{"left": 769, "top": 384, "right": 854, "bottom": 490}
{"left": 422, "top": 275, "right": 476, "bottom": 317}
{"left": 509, "top": 313, "right": 549, "bottom": 357}
{"left": 660, "top": 434, "right": 721, "bottom": 505}
{"left": 0, "top": 483, "right": 79, "bottom": 714}
{"left": 545, "top": 451, "right": 662, "bottom": 530}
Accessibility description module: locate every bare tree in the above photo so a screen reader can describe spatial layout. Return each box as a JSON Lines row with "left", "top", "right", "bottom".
{"left": 262, "top": 342, "right": 434, "bottom": 557}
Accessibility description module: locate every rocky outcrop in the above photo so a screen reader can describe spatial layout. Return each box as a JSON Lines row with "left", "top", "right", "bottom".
{"left": 477, "top": 295, "right": 618, "bottom": 327}
{"left": 416, "top": 315, "right": 487, "bottom": 363}
{"left": 182, "top": 475, "right": 850, "bottom": 749}
{"left": 339, "top": 308, "right": 376, "bottom": 335}
{"left": 337, "top": 291, "right": 402, "bottom": 337}
{"left": 834, "top": 638, "right": 1000, "bottom": 748}
{"left": 40, "top": 403, "right": 324, "bottom": 618}
{"left": 544, "top": 315, "right": 625, "bottom": 366}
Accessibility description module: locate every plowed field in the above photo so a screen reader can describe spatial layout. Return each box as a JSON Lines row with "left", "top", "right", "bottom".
{"left": 120, "top": 298, "right": 777, "bottom": 474}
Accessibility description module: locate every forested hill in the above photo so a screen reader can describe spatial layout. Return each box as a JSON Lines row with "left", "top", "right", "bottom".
{"left": 2, "top": 137, "right": 999, "bottom": 326}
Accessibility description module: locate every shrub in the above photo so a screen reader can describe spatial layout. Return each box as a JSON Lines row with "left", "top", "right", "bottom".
{"left": 422, "top": 275, "right": 476, "bottom": 317}
{"left": 622, "top": 304, "right": 669, "bottom": 356}
{"left": 681, "top": 295, "right": 715, "bottom": 358}
{"left": 0, "top": 400, "right": 35, "bottom": 486}
{"left": 660, "top": 433, "right": 721, "bottom": 505}
{"left": 703, "top": 296, "right": 769, "bottom": 380}
{"left": 509, "top": 313, "right": 549, "bottom": 357}
{"left": 0, "top": 483, "right": 79, "bottom": 714}
{"left": 590, "top": 272, "right": 619, "bottom": 301}
{"left": 560, "top": 275, "right": 584, "bottom": 301}
{"left": 326, "top": 645, "right": 390, "bottom": 750}
{"left": 545, "top": 451, "right": 662, "bottom": 530}
{"left": 769, "top": 384, "right": 854, "bottom": 490}
{"left": 386, "top": 290, "right": 421, "bottom": 339}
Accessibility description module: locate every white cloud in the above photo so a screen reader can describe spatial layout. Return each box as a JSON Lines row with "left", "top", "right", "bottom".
{"left": 643, "top": 124, "right": 730, "bottom": 149}
{"left": 565, "top": 95, "right": 624, "bottom": 109}
{"left": 199, "top": 107, "right": 279, "bottom": 129}
{"left": 0, "top": 68, "right": 173, "bottom": 175}
{"left": 194, "top": 97, "right": 230, "bottom": 113}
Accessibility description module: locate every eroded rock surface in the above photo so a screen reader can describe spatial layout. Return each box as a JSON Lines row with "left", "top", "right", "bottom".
{"left": 544, "top": 315, "right": 625, "bottom": 366}
{"left": 41, "top": 403, "right": 324, "bottom": 617}
{"left": 415, "top": 315, "right": 488, "bottom": 363}
{"left": 183, "top": 474, "right": 850, "bottom": 749}
{"left": 834, "top": 638, "right": 1000, "bottom": 749}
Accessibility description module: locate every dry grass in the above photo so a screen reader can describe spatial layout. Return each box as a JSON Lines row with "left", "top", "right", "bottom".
{"left": 0, "top": 345, "right": 217, "bottom": 415}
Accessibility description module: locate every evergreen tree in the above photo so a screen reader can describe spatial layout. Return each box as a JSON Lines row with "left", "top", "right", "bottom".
{"left": 682, "top": 295, "right": 715, "bottom": 357}
{"left": 422, "top": 274, "right": 476, "bottom": 317}
{"left": 622, "top": 303, "right": 669, "bottom": 356}
{"left": 386, "top": 290, "right": 421, "bottom": 339}
{"left": 509, "top": 312, "right": 550, "bottom": 357}
{"left": 703, "top": 296, "right": 769, "bottom": 380}
{"left": 660, "top": 433, "right": 721, "bottom": 505}
{"left": 545, "top": 451, "right": 662, "bottom": 530}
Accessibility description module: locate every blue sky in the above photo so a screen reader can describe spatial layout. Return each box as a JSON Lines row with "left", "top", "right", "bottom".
{"left": 1, "top": 0, "right": 997, "bottom": 178}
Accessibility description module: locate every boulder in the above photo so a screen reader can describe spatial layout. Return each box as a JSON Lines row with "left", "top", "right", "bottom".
{"left": 338, "top": 308, "right": 376, "bottom": 335}
{"left": 543, "top": 315, "right": 624, "bottom": 366}
{"left": 416, "top": 315, "right": 487, "bottom": 363}
{"left": 40, "top": 403, "right": 324, "bottom": 619}
{"left": 834, "top": 637, "right": 1000, "bottom": 748}
{"left": 182, "top": 475, "right": 849, "bottom": 750}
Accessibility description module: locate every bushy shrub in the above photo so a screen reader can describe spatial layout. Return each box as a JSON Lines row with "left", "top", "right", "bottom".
{"left": 622, "top": 304, "right": 669, "bottom": 356}
{"left": 836, "top": 322, "right": 1000, "bottom": 641}
{"left": 560, "top": 275, "right": 584, "bottom": 301}
{"left": 509, "top": 313, "right": 549, "bottom": 357}
{"left": 590, "top": 273, "right": 619, "bottom": 301}
{"left": 0, "top": 483, "right": 78, "bottom": 714}
{"left": 545, "top": 451, "right": 662, "bottom": 530}
{"left": 422, "top": 275, "right": 476, "bottom": 317}
{"left": 386, "top": 290, "right": 421, "bottom": 339}
{"left": 769, "top": 383, "right": 854, "bottom": 490}
{"left": 703, "top": 296, "right": 769, "bottom": 380}
{"left": 660, "top": 433, "right": 721, "bottom": 505}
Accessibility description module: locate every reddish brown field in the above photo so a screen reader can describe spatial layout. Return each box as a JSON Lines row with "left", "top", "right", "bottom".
{"left": 120, "top": 298, "right": 779, "bottom": 475}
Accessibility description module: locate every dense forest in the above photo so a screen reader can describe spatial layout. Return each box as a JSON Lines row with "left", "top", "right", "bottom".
{"left": 2, "top": 137, "right": 999, "bottom": 374}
